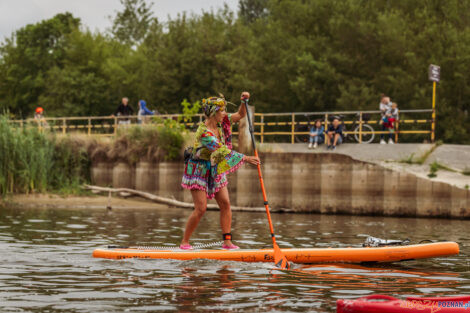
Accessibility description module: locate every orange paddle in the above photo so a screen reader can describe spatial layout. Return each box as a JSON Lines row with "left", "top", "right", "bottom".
{"left": 242, "top": 96, "right": 290, "bottom": 270}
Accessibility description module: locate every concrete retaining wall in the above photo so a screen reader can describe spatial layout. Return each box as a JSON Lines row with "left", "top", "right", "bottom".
{"left": 90, "top": 153, "right": 470, "bottom": 218}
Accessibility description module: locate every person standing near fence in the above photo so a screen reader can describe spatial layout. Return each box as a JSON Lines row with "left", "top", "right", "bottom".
{"left": 379, "top": 95, "right": 392, "bottom": 144}
{"left": 385, "top": 102, "right": 399, "bottom": 144}
{"left": 34, "top": 107, "right": 48, "bottom": 128}
{"left": 137, "top": 100, "right": 154, "bottom": 124}
{"left": 113, "top": 97, "right": 134, "bottom": 124}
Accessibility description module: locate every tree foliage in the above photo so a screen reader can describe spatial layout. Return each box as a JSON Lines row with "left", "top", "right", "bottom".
{"left": 110, "top": 0, "right": 156, "bottom": 45}
{"left": 0, "top": 0, "right": 469, "bottom": 143}
{"left": 239, "top": 0, "right": 269, "bottom": 23}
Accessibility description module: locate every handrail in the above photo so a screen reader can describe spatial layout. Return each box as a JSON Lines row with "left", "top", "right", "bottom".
{"left": 253, "top": 109, "right": 432, "bottom": 117}
{"left": 8, "top": 108, "right": 434, "bottom": 143}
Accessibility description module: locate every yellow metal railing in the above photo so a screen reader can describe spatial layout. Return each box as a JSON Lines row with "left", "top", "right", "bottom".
{"left": 10, "top": 109, "right": 434, "bottom": 143}
{"left": 252, "top": 109, "right": 433, "bottom": 143}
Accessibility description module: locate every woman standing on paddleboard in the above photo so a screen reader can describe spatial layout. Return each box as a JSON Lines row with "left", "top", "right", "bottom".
{"left": 180, "top": 92, "right": 260, "bottom": 250}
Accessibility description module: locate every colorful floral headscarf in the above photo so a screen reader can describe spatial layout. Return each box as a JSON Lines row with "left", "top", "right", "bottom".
{"left": 202, "top": 97, "right": 226, "bottom": 117}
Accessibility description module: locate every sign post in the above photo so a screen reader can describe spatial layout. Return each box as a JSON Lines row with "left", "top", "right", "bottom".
{"left": 428, "top": 64, "right": 440, "bottom": 143}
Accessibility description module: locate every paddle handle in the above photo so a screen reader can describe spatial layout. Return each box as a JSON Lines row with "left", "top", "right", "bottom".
{"left": 243, "top": 100, "right": 277, "bottom": 244}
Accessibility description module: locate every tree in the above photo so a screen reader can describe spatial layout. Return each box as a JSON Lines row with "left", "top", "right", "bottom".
{"left": 110, "top": 0, "right": 156, "bottom": 46}
{"left": 1, "top": 0, "right": 469, "bottom": 142}
{"left": 239, "top": 0, "right": 269, "bottom": 23}
{"left": 39, "top": 31, "right": 117, "bottom": 117}
{"left": 0, "top": 13, "right": 80, "bottom": 118}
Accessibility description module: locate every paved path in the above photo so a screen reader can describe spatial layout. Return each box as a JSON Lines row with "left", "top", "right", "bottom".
{"left": 259, "top": 143, "right": 434, "bottom": 162}
{"left": 259, "top": 143, "right": 470, "bottom": 189}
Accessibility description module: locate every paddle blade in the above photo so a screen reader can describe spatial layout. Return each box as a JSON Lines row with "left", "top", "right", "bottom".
{"left": 273, "top": 243, "right": 290, "bottom": 270}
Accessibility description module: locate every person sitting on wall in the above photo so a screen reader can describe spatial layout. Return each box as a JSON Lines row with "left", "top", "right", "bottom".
{"left": 308, "top": 119, "right": 324, "bottom": 149}
{"left": 326, "top": 117, "right": 343, "bottom": 151}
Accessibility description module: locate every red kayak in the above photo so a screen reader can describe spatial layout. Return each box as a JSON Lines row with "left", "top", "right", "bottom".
{"left": 337, "top": 294, "right": 470, "bottom": 313}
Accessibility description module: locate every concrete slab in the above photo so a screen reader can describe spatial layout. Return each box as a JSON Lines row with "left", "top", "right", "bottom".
{"left": 426, "top": 144, "right": 470, "bottom": 171}
{"left": 259, "top": 143, "right": 470, "bottom": 189}
{"left": 259, "top": 143, "right": 433, "bottom": 162}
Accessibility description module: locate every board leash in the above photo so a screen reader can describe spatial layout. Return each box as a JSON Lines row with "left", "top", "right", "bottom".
{"left": 108, "top": 241, "right": 224, "bottom": 250}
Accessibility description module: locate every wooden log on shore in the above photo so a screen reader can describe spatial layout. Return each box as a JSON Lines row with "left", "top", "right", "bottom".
{"left": 84, "top": 185, "right": 294, "bottom": 213}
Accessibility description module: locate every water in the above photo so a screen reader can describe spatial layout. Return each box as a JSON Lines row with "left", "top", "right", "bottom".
{"left": 0, "top": 206, "right": 469, "bottom": 312}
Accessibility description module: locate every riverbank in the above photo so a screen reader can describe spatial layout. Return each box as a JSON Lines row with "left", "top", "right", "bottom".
{"left": 1, "top": 194, "right": 168, "bottom": 210}
{"left": 88, "top": 151, "right": 469, "bottom": 219}
{"left": 3, "top": 142, "right": 468, "bottom": 218}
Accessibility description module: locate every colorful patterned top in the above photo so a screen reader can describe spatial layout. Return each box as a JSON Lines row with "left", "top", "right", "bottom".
{"left": 181, "top": 115, "right": 245, "bottom": 199}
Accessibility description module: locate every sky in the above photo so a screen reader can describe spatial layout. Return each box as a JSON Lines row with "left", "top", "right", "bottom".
{"left": 0, "top": 0, "right": 239, "bottom": 41}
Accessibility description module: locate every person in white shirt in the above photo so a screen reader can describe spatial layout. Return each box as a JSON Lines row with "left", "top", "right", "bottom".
{"left": 379, "top": 95, "right": 392, "bottom": 144}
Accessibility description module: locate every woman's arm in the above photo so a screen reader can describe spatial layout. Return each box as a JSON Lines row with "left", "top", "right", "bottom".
{"left": 230, "top": 91, "right": 250, "bottom": 124}
{"left": 230, "top": 104, "right": 246, "bottom": 124}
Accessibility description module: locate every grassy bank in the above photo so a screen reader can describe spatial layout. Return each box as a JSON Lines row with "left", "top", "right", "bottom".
{"left": 88, "top": 119, "right": 187, "bottom": 165}
{"left": 0, "top": 117, "right": 186, "bottom": 197}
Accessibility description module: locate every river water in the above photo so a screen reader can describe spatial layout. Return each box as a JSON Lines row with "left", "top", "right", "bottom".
{"left": 0, "top": 205, "right": 468, "bottom": 312}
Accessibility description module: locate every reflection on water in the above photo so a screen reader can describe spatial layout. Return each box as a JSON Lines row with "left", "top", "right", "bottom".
{"left": 0, "top": 206, "right": 468, "bottom": 312}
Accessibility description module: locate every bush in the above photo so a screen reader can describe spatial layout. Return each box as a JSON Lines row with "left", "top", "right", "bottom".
{"left": 100, "top": 119, "right": 186, "bottom": 164}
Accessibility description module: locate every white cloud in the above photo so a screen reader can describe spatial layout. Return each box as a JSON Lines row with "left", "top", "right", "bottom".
{"left": 0, "top": 0, "right": 239, "bottom": 41}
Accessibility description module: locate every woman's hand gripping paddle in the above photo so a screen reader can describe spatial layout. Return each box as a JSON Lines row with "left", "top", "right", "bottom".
{"left": 242, "top": 95, "right": 290, "bottom": 270}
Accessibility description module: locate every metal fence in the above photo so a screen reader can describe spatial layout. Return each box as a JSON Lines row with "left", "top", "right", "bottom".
{"left": 10, "top": 108, "right": 434, "bottom": 143}
{"left": 254, "top": 109, "right": 433, "bottom": 143}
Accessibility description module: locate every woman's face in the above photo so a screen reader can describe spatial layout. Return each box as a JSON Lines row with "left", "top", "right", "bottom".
{"left": 315, "top": 121, "right": 322, "bottom": 128}
{"left": 214, "top": 107, "right": 227, "bottom": 123}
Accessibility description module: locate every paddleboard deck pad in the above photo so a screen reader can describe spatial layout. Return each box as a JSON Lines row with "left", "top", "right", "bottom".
{"left": 92, "top": 241, "right": 459, "bottom": 264}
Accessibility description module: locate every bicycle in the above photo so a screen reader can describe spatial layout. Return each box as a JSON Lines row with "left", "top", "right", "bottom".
{"left": 340, "top": 113, "right": 375, "bottom": 143}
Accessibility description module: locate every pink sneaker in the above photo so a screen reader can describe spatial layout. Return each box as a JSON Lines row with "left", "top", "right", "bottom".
{"left": 222, "top": 243, "right": 240, "bottom": 250}
{"left": 179, "top": 244, "right": 193, "bottom": 250}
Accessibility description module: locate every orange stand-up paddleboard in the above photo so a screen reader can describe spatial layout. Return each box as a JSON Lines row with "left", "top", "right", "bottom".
{"left": 93, "top": 241, "right": 459, "bottom": 264}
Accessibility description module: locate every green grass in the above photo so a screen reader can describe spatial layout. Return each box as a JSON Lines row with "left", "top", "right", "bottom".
{"left": 399, "top": 143, "right": 442, "bottom": 166}
{"left": 462, "top": 168, "right": 470, "bottom": 176}
{"left": 434, "top": 163, "right": 457, "bottom": 173}
{"left": 427, "top": 161, "right": 458, "bottom": 178}
{"left": 399, "top": 153, "right": 415, "bottom": 164}
{"left": 415, "top": 146, "right": 436, "bottom": 165}
{"left": 428, "top": 162, "right": 439, "bottom": 178}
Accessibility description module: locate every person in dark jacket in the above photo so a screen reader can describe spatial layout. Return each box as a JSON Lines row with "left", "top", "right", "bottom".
{"left": 113, "top": 97, "right": 134, "bottom": 124}
{"left": 326, "top": 117, "right": 343, "bottom": 151}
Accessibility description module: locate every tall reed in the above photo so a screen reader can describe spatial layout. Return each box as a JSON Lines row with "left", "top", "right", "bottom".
{"left": 0, "top": 117, "right": 90, "bottom": 196}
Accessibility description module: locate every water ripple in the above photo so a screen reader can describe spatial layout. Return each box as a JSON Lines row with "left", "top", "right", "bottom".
{"left": 0, "top": 206, "right": 468, "bottom": 312}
